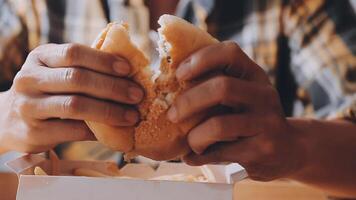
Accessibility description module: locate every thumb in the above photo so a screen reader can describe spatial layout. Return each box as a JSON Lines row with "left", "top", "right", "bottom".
{"left": 183, "top": 139, "right": 255, "bottom": 166}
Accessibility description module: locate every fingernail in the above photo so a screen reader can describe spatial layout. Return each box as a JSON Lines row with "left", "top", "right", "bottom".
{"left": 190, "top": 139, "right": 204, "bottom": 155}
{"left": 193, "top": 148, "right": 204, "bottom": 155}
{"left": 113, "top": 60, "right": 130, "bottom": 76}
{"left": 176, "top": 58, "right": 191, "bottom": 80}
{"left": 125, "top": 110, "right": 138, "bottom": 123}
{"left": 128, "top": 87, "right": 144, "bottom": 102}
{"left": 167, "top": 105, "right": 178, "bottom": 123}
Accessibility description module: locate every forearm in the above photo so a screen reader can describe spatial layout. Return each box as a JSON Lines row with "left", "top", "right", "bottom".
{"left": 288, "top": 118, "right": 356, "bottom": 198}
{"left": 0, "top": 91, "right": 10, "bottom": 154}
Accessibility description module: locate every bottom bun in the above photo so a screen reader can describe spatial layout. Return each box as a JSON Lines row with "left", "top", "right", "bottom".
{"left": 86, "top": 122, "right": 134, "bottom": 153}
{"left": 133, "top": 113, "right": 205, "bottom": 160}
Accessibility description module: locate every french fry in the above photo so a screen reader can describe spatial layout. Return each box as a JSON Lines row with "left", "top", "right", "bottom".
{"left": 34, "top": 166, "right": 48, "bottom": 176}
{"left": 150, "top": 174, "right": 208, "bottom": 182}
{"left": 49, "top": 150, "right": 60, "bottom": 175}
{"left": 105, "top": 162, "right": 121, "bottom": 176}
{"left": 73, "top": 168, "right": 110, "bottom": 177}
{"left": 34, "top": 152, "right": 215, "bottom": 183}
{"left": 199, "top": 165, "right": 216, "bottom": 182}
{"left": 149, "top": 165, "right": 217, "bottom": 182}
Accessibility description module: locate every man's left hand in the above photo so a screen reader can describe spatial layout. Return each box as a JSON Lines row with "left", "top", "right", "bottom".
{"left": 168, "top": 41, "right": 305, "bottom": 181}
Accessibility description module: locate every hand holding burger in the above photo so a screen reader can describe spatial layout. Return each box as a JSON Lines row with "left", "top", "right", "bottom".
{"left": 167, "top": 41, "right": 302, "bottom": 181}
{"left": 168, "top": 26, "right": 356, "bottom": 197}
{"left": 0, "top": 43, "right": 143, "bottom": 153}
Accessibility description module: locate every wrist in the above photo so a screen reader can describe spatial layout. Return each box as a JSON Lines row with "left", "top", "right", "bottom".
{"left": 285, "top": 117, "right": 315, "bottom": 179}
{"left": 285, "top": 118, "right": 356, "bottom": 197}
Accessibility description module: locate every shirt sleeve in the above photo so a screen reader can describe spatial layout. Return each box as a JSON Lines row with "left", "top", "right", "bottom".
{"left": 282, "top": 0, "right": 356, "bottom": 123}
{"left": 0, "top": 0, "right": 29, "bottom": 91}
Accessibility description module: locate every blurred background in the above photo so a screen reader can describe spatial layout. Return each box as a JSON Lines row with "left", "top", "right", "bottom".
{"left": 0, "top": 0, "right": 355, "bottom": 199}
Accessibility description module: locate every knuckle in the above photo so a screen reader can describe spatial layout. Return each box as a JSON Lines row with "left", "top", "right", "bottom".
{"left": 27, "top": 44, "right": 56, "bottom": 64}
{"left": 28, "top": 46, "right": 44, "bottom": 59}
{"left": 13, "top": 71, "right": 32, "bottom": 91}
{"left": 27, "top": 49, "right": 40, "bottom": 61}
{"left": 62, "top": 43, "right": 81, "bottom": 65}
{"left": 62, "top": 96, "right": 82, "bottom": 116}
{"left": 177, "top": 93, "right": 193, "bottom": 109}
{"left": 212, "top": 76, "right": 231, "bottom": 102}
{"left": 223, "top": 41, "right": 240, "bottom": 55}
{"left": 223, "top": 41, "right": 243, "bottom": 66}
{"left": 103, "top": 104, "right": 115, "bottom": 122}
{"left": 257, "top": 85, "right": 282, "bottom": 114}
{"left": 63, "top": 68, "right": 86, "bottom": 87}
{"left": 17, "top": 99, "right": 32, "bottom": 117}
{"left": 211, "top": 77, "right": 222, "bottom": 91}
{"left": 108, "top": 79, "right": 118, "bottom": 93}
{"left": 110, "top": 79, "right": 127, "bottom": 95}
{"left": 208, "top": 117, "right": 224, "bottom": 139}
{"left": 27, "top": 44, "right": 52, "bottom": 62}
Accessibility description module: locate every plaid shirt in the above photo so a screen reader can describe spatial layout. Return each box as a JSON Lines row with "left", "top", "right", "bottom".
{"left": 1, "top": 0, "right": 355, "bottom": 123}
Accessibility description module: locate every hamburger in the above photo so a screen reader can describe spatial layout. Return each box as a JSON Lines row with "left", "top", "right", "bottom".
{"left": 86, "top": 14, "right": 218, "bottom": 161}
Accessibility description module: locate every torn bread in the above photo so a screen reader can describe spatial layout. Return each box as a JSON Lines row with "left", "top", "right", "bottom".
{"left": 86, "top": 15, "right": 218, "bottom": 161}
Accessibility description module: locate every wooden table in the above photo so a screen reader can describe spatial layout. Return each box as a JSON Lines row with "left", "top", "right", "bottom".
{"left": 0, "top": 173, "right": 327, "bottom": 200}
{"left": 0, "top": 173, "right": 18, "bottom": 200}
{"left": 234, "top": 179, "right": 327, "bottom": 200}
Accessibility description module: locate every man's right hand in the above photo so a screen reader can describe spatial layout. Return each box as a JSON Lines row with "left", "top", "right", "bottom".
{"left": 0, "top": 43, "right": 143, "bottom": 153}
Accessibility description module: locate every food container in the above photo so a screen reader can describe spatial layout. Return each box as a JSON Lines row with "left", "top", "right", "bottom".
{"left": 7, "top": 154, "right": 247, "bottom": 200}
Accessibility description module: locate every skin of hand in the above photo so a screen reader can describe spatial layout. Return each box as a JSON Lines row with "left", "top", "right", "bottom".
{"left": 0, "top": 43, "right": 144, "bottom": 154}
{"left": 287, "top": 118, "right": 356, "bottom": 198}
{"left": 167, "top": 41, "right": 302, "bottom": 181}
{"left": 167, "top": 41, "right": 356, "bottom": 197}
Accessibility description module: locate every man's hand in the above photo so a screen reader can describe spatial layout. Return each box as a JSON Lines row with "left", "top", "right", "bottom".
{"left": 168, "top": 41, "right": 305, "bottom": 181}
{"left": 0, "top": 43, "right": 144, "bottom": 153}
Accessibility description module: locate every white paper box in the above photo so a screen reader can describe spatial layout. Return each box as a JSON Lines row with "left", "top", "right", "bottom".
{"left": 7, "top": 154, "right": 247, "bottom": 200}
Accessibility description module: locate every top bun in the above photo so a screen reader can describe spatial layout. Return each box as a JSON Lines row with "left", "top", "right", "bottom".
{"left": 86, "top": 15, "right": 218, "bottom": 161}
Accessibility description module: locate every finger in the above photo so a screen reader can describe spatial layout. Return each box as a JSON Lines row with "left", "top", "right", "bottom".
{"left": 38, "top": 119, "right": 95, "bottom": 144}
{"left": 183, "top": 140, "right": 253, "bottom": 166}
{"left": 29, "top": 95, "right": 139, "bottom": 126}
{"left": 17, "top": 120, "right": 94, "bottom": 153}
{"left": 34, "top": 67, "right": 143, "bottom": 104}
{"left": 17, "top": 144, "right": 58, "bottom": 154}
{"left": 30, "top": 43, "right": 131, "bottom": 76}
{"left": 167, "top": 76, "right": 268, "bottom": 122}
{"left": 176, "top": 41, "right": 269, "bottom": 83}
{"left": 187, "top": 114, "right": 259, "bottom": 154}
